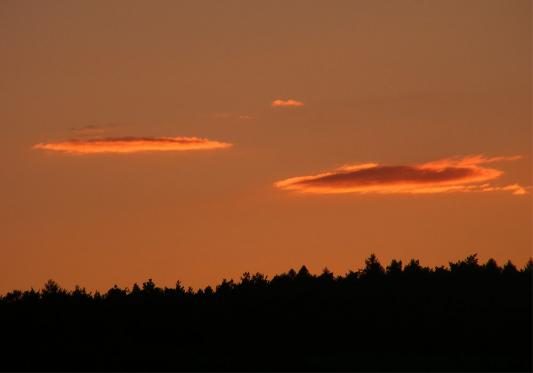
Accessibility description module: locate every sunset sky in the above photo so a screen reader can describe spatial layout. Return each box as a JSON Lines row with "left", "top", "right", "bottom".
{"left": 1, "top": 0, "right": 531, "bottom": 293}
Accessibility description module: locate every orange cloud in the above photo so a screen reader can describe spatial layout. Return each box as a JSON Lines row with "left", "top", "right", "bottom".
{"left": 33, "top": 136, "right": 233, "bottom": 155}
{"left": 275, "top": 155, "right": 528, "bottom": 196}
{"left": 271, "top": 99, "right": 304, "bottom": 107}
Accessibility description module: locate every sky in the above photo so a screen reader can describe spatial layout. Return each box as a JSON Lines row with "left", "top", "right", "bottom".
{"left": 0, "top": 0, "right": 531, "bottom": 293}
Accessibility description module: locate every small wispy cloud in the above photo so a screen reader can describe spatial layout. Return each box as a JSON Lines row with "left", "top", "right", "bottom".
{"left": 275, "top": 155, "right": 528, "bottom": 196}
{"left": 212, "top": 113, "right": 254, "bottom": 120}
{"left": 33, "top": 136, "right": 233, "bottom": 155}
{"left": 271, "top": 99, "right": 304, "bottom": 108}
{"left": 69, "top": 125, "right": 109, "bottom": 136}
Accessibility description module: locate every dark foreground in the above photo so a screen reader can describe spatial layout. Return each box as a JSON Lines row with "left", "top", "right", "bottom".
{"left": 1, "top": 255, "right": 531, "bottom": 371}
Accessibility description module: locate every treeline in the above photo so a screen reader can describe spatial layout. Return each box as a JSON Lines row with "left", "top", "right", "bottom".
{"left": 1, "top": 254, "right": 531, "bottom": 371}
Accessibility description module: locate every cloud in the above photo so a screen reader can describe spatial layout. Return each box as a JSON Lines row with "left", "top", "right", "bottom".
{"left": 33, "top": 136, "right": 233, "bottom": 155}
{"left": 211, "top": 113, "right": 254, "bottom": 120}
{"left": 274, "top": 155, "right": 528, "bottom": 196}
{"left": 271, "top": 99, "right": 304, "bottom": 108}
{"left": 69, "top": 125, "right": 107, "bottom": 136}
{"left": 69, "top": 124, "right": 117, "bottom": 136}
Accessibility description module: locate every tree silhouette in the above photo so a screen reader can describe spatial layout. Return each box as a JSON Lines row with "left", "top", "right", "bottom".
{"left": 361, "top": 253, "right": 385, "bottom": 278}
{"left": 297, "top": 265, "right": 311, "bottom": 279}
{"left": 0, "top": 254, "right": 530, "bottom": 371}
{"left": 502, "top": 260, "right": 518, "bottom": 276}
{"left": 42, "top": 279, "right": 60, "bottom": 295}
{"left": 483, "top": 258, "right": 501, "bottom": 276}
{"left": 386, "top": 259, "right": 402, "bottom": 276}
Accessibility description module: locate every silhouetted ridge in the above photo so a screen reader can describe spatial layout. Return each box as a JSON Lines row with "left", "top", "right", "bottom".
{"left": 1, "top": 254, "right": 531, "bottom": 371}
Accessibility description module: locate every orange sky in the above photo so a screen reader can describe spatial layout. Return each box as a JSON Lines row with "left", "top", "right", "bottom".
{"left": 0, "top": 0, "right": 531, "bottom": 293}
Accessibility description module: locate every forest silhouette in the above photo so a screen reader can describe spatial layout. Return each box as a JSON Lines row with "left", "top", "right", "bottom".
{"left": 1, "top": 254, "right": 531, "bottom": 371}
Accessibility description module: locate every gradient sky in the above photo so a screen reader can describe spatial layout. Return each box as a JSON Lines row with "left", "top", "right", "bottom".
{"left": 1, "top": 0, "right": 531, "bottom": 293}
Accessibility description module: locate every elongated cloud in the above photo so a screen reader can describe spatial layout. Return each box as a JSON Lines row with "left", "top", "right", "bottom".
{"left": 212, "top": 113, "right": 254, "bottom": 120}
{"left": 271, "top": 99, "right": 304, "bottom": 107}
{"left": 275, "top": 155, "right": 528, "bottom": 195}
{"left": 33, "top": 136, "right": 233, "bottom": 154}
{"left": 69, "top": 125, "right": 108, "bottom": 136}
